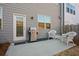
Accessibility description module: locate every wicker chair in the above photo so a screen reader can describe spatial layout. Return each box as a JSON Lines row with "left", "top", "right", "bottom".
{"left": 48, "top": 30, "right": 57, "bottom": 39}
{"left": 62, "top": 32, "right": 77, "bottom": 46}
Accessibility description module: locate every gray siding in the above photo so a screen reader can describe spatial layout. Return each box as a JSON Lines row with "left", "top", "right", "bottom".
{"left": 0, "top": 4, "right": 13, "bottom": 43}
{"left": 0, "top": 3, "right": 60, "bottom": 43}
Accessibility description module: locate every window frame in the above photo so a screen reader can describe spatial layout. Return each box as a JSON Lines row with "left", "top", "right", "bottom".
{"left": 0, "top": 7, "right": 3, "bottom": 30}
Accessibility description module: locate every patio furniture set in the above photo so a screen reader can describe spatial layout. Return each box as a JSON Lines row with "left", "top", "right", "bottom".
{"left": 48, "top": 30, "right": 77, "bottom": 46}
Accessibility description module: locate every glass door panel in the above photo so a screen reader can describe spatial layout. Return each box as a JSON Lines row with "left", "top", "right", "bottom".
{"left": 16, "top": 16, "right": 23, "bottom": 37}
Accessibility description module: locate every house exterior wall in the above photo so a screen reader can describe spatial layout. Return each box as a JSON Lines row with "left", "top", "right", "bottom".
{"left": 64, "top": 3, "right": 79, "bottom": 33}
{"left": 0, "top": 3, "right": 60, "bottom": 43}
{"left": 64, "top": 3, "right": 76, "bottom": 25}
{"left": 0, "top": 4, "right": 13, "bottom": 43}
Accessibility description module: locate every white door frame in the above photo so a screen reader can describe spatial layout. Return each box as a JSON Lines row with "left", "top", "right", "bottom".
{"left": 13, "top": 13, "right": 26, "bottom": 43}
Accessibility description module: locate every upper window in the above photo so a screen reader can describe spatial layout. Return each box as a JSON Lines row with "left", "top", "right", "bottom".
{"left": 0, "top": 7, "right": 3, "bottom": 29}
{"left": 66, "top": 3, "right": 75, "bottom": 15}
{"left": 66, "top": 7, "right": 69, "bottom": 13}
{"left": 70, "top": 9, "right": 73, "bottom": 14}
{"left": 73, "top": 10, "right": 75, "bottom": 15}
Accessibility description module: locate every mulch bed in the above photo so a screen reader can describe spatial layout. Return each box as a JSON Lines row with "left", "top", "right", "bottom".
{"left": 54, "top": 46, "right": 79, "bottom": 56}
{"left": 0, "top": 43, "right": 10, "bottom": 56}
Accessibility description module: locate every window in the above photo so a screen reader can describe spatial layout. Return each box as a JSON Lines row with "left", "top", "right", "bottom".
{"left": 70, "top": 9, "right": 73, "bottom": 14}
{"left": 37, "top": 15, "right": 51, "bottom": 29}
{"left": 46, "top": 23, "right": 51, "bottom": 29}
{"left": 66, "top": 8, "right": 75, "bottom": 15}
{"left": 73, "top": 10, "right": 75, "bottom": 15}
{"left": 66, "top": 7, "right": 69, "bottom": 13}
{"left": 0, "top": 7, "right": 3, "bottom": 29}
{"left": 66, "top": 4, "right": 75, "bottom": 15}
{"left": 38, "top": 22, "right": 45, "bottom": 29}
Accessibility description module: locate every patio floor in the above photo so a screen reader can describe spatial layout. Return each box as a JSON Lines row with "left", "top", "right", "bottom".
{"left": 5, "top": 39, "right": 73, "bottom": 56}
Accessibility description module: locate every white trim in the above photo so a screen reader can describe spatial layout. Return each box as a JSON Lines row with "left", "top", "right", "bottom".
{"left": 13, "top": 13, "right": 26, "bottom": 43}
{"left": 0, "top": 7, "right": 3, "bottom": 30}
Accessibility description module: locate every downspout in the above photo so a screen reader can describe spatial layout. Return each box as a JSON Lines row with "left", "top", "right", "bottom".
{"left": 59, "top": 3, "right": 62, "bottom": 35}
{"left": 60, "top": 3, "right": 65, "bottom": 34}
{"left": 63, "top": 3, "right": 65, "bottom": 34}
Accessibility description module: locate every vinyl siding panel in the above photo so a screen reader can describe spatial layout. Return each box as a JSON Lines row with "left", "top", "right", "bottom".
{"left": 0, "top": 3, "right": 60, "bottom": 43}
{"left": 0, "top": 4, "right": 13, "bottom": 43}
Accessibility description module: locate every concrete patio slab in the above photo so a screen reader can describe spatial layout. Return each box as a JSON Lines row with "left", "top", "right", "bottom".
{"left": 5, "top": 39, "right": 73, "bottom": 56}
